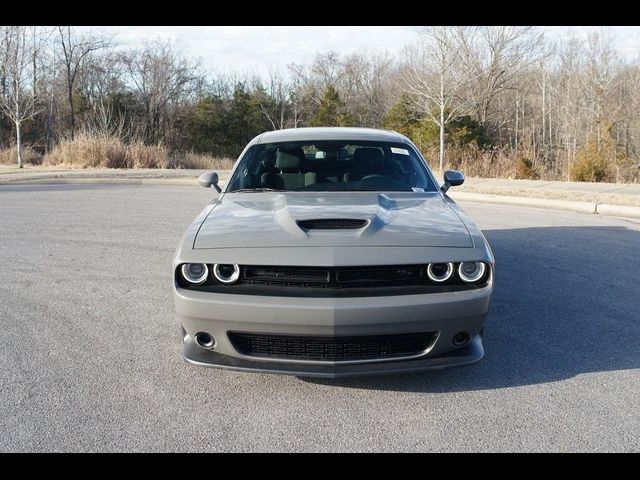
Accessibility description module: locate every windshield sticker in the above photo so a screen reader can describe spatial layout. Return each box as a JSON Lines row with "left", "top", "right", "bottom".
{"left": 391, "top": 147, "right": 410, "bottom": 155}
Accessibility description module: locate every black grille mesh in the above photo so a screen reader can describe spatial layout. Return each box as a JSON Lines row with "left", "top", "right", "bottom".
{"left": 244, "top": 267, "right": 330, "bottom": 284}
{"left": 336, "top": 267, "right": 422, "bottom": 284}
{"left": 297, "top": 218, "right": 368, "bottom": 230}
{"left": 228, "top": 332, "right": 437, "bottom": 362}
{"left": 243, "top": 265, "right": 425, "bottom": 288}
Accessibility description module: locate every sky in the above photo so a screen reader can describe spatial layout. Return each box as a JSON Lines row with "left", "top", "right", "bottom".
{"left": 77, "top": 26, "right": 640, "bottom": 75}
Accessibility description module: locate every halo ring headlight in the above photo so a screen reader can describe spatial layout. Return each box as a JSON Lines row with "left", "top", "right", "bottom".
{"left": 458, "top": 262, "right": 487, "bottom": 283}
{"left": 181, "top": 263, "right": 209, "bottom": 285}
{"left": 213, "top": 264, "right": 240, "bottom": 284}
{"left": 426, "top": 262, "right": 455, "bottom": 283}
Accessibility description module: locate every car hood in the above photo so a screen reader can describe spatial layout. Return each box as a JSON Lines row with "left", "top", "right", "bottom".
{"left": 193, "top": 192, "right": 473, "bottom": 249}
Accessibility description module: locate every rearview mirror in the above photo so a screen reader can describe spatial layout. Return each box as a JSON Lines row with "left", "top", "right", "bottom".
{"left": 441, "top": 170, "right": 464, "bottom": 193}
{"left": 198, "top": 171, "right": 221, "bottom": 193}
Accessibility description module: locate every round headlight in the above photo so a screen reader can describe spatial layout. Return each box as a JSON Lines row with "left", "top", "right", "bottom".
{"left": 458, "top": 262, "right": 486, "bottom": 283}
{"left": 426, "top": 262, "right": 455, "bottom": 283}
{"left": 181, "top": 263, "right": 209, "bottom": 285}
{"left": 213, "top": 264, "right": 240, "bottom": 284}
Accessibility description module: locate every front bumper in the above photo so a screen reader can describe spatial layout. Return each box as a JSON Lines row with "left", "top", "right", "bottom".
{"left": 183, "top": 333, "right": 484, "bottom": 378}
{"left": 174, "top": 284, "right": 492, "bottom": 378}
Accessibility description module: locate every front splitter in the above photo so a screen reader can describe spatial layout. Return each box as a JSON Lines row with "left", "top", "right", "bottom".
{"left": 183, "top": 335, "right": 484, "bottom": 378}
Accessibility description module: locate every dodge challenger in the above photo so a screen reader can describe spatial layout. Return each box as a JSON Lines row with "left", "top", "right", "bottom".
{"left": 173, "top": 127, "right": 494, "bottom": 377}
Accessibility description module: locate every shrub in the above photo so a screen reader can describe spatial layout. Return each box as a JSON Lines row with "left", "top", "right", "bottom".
{"left": 570, "top": 155, "right": 610, "bottom": 182}
{"left": 0, "top": 145, "right": 43, "bottom": 166}
{"left": 570, "top": 140, "right": 611, "bottom": 182}
{"left": 515, "top": 156, "right": 540, "bottom": 180}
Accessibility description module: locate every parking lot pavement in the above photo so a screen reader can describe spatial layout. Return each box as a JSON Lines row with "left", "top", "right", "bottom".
{"left": 0, "top": 184, "right": 638, "bottom": 452}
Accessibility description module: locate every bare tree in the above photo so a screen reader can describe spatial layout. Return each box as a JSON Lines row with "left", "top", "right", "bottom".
{"left": 0, "top": 26, "right": 42, "bottom": 168}
{"left": 341, "top": 52, "right": 395, "bottom": 127}
{"left": 583, "top": 32, "right": 619, "bottom": 147}
{"left": 458, "top": 26, "right": 546, "bottom": 130}
{"left": 402, "top": 26, "right": 472, "bottom": 171}
{"left": 58, "top": 26, "right": 112, "bottom": 139}
{"left": 288, "top": 51, "right": 344, "bottom": 111}
{"left": 124, "top": 39, "right": 197, "bottom": 142}
{"left": 254, "top": 68, "right": 292, "bottom": 130}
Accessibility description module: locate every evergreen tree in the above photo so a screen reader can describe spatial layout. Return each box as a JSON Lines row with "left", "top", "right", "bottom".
{"left": 184, "top": 95, "right": 226, "bottom": 153}
{"left": 310, "top": 86, "right": 354, "bottom": 127}
{"left": 385, "top": 95, "right": 489, "bottom": 152}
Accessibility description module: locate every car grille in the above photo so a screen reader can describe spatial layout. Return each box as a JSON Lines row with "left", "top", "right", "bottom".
{"left": 297, "top": 218, "right": 368, "bottom": 230}
{"left": 228, "top": 332, "right": 438, "bottom": 362}
{"left": 244, "top": 266, "right": 330, "bottom": 284}
{"left": 243, "top": 265, "right": 424, "bottom": 288}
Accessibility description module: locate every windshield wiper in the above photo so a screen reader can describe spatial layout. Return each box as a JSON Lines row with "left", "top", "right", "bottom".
{"left": 230, "top": 188, "right": 288, "bottom": 193}
{"left": 345, "top": 188, "right": 413, "bottom": 192}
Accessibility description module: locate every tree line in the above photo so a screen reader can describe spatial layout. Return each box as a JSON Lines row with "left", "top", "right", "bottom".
{"left": 1, "top": 25, "right": 639, "bottom": 182}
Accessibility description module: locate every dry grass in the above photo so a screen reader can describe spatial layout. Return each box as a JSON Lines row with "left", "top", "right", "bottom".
{"left": 422, "top": 144, "right": 531, "bottom": 179}
{"left": 0, "top": 145, "right": 43, "bottom": 166}
{"left": 421, "top": 144, "right": 637, "bottom": 182}
{"left": 43, "top": 132, "right": 170, "bottom": 169}
{"left": 41, "top": 132, "right": 233, "bottom": 170}
{"left": 126, "top": 141, "right": 170, "bottom": 169}
{"left": 169, "top": 152, "right": 234, "bottom": 170}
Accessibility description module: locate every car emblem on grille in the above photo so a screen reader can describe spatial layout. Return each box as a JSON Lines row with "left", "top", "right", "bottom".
{"left": 394, "top": 269, "right": 414, "bottom": 278}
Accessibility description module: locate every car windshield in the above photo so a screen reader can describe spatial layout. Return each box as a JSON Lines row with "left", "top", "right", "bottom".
{"left": 226, "top": 140, "right": 437, "bottom": 192}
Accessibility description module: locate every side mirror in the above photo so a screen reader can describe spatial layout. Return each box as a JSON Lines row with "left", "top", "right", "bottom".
{"left": 198, "top": 171, "right": 221, "bottom": 193}
{"left": 441, "top": 170, "right": 464, "bottom": 193}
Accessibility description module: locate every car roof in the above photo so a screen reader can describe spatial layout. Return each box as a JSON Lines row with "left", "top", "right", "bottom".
{"left": 250, "top": 127, "right": 411, "bottom": 146}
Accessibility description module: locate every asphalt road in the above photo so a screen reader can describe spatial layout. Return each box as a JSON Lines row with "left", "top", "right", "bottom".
{"left": 1, "top": 184, "right": 639, "bottom": 452}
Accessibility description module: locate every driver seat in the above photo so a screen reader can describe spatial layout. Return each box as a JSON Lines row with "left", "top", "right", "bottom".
{"left": 344, "top": 147, "right": 386, "bottom": 182}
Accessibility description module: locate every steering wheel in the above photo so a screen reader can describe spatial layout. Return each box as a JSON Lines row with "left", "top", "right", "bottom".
{"left": 359, "top": 174, "right": 387, "bottom": 182}
{"left": 357, "top": 174, "right": 411, "bottom": 191}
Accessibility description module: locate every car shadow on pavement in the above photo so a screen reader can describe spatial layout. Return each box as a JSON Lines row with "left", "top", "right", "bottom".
{"left": 302, "top": 225, "right": 640, "bottom": 392}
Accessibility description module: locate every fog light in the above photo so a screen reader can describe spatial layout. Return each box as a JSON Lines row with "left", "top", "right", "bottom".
{"left": 213, "top": 264, "right": 240, "bottom": 284}
{"left": 458, "top": 262, "right": 486, "bottom": 283}
{"left": 195, "top": 332, "right": 215, "bottom": 349}
{"left": 181, "top": 263, "right": 209, "bottom": 285}
{"left": 452, "top": 332, "right": 470, "bottom": 347}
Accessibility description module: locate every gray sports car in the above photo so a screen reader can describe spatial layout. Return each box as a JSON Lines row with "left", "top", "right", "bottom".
{"left": 173, "top": 127, "right": 494, "bottom": 377}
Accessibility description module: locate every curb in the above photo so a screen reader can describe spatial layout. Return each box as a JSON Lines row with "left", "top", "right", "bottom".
{"left": 2, "top": 177, "right": 640, "bottom": 220}
{"left": 0, "top": 177, "right": 207, "bottom": 186}
{"left": 450, "top": 192, "right": 640, "bottom": 219}
{"left": 449, "top": 192, "right": 596, "bottom": 214}
{"left": 595, "top": 203, "right": 640, "bottom": 219}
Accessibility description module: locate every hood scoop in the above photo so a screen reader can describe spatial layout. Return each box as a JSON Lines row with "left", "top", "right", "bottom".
{"left": 297, "top": 218, "right": 368, "bottom": 231}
